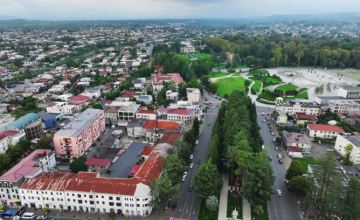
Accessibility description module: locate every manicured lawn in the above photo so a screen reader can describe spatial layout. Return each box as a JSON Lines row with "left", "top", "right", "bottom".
{"left": 292, "top": 157, "right": 320, "bottom": 173}
{"left": 215, "top": 77, "right": 249, "bottom": 97}
{"left": 214, "top": 64, "right": 247, "bottom": 69}
{"left": 299, "top": 88, "right": 308, "bottom": 93}
{"left": 252, "top": 81, "right": 262, "bottom": 93}
{"left": 264, "top": 77, "right": 281, "bottom": 84}
{"left": 275, "top": 84, "right": 298, "bottom": 92}
{"left": 252, "top": 204, "right": 269, "bottom": 220}
{"left": 227, "top": 191, "right": 242, "bottom": 219}
{"left": 197, "top": 200, "right": 218, "bottom": 220}
{"left": 282, "top": 92, "right": 308, "bottom": 101}
{"left": 233, "top": 71, "right": 249, "bottom": 76}
{"left": 189, "top": 52, "right": 212, "bottom": 59}
{"left": 208, "top": 72, "right": 229, "bottom": 78}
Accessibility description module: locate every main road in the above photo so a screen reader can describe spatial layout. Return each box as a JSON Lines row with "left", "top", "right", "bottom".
{"left": 256, "top": 106, "right": 301, "bottom": 220}
{"left": 170, "top": 91, "right": 221, "bottom": 220}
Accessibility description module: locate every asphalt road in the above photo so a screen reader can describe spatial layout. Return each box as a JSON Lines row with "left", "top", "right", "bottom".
{"left": 170, "top": 91, "right": 222, "bottom": 220}
{"left": 256, "top": 106, "right": 301, "bottom": 220}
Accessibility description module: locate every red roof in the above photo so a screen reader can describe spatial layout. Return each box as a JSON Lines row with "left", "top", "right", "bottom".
{"left": 307, "top": 124, "right": 345, "bottom": 133}
{"left": 84, "top": 158, "right": 112, "bottom": 166}
{"left": 158, "top": 132, "right": 182, "bottom": 145}
{"left": 20, "top": 173, "right": 77, "bottom": 191}
{"left": 296, "top": 113, "right": 318, "bottom": 120}
{"left": 137, "top": 110, "right": 155, "bottom": 114}
{"left": 0, "top": 130, "right": 19, "bottom": 141}
{"left": 69, "top": 95, "right": 88, "bottom": 101}
{"left": 168, "top": 109, "right": 194, "bottom": 115}
{"left": 140, "top": 145, "right": 154, "bottom": 156}
{"left": 288, "top": 146, "right": 302, "bottom": 153}
{"left": 143, "top": 120, "right": 180, "bottom": 130}
{"left": 129, "top": 165, "right": 142, "bottom": 177}
{"left": 337, "top": 113, "right": 346, "bottom": 118}
{"left": 119, "top": 90, "right": 137, "bottom": 98}
{"left": 8, "top": 104, "right": 21, "bottom": 108}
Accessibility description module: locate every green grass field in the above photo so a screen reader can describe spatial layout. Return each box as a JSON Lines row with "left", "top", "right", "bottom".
{"left": 299, "top": 88, "right": 308, "bottom": 93}
{"left": 264, "top": 77, "right": 281, "bottom": 84}
{"left": 252, "top": 81, "right": 262, "bottom": 93}
{"left": 208, "top": 72, "right": 229, "bottom": 78}
{"left": 275, "top": 84, "right": 298, "bottom": 92}
{"left": 282, "top": 92, "right": 308, "bottom": 101}
{"left": 189, "top": 52, "right": 212, "bottom": 59}
{"left": 292, "top": 157, "right": 319, "bottom": 173}
{"left": 215, "top": 77, "right": 249, "bottom": 97}
{"left": 214, "top": 64, "right": 247, "bottom": 69}
{"left": 233, "top": 71, "right": 249, "bottom": 76}
{"left": 227, "top": 191, "right": 243, "bottom": 219}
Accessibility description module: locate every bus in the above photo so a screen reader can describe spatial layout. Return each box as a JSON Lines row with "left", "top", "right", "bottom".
{"left": 1, "top": 210, "right": 17, "bottom": 219}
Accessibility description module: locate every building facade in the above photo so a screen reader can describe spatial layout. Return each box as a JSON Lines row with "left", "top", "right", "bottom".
{"left": 186, "top": 88, "right": 201, "bottom": 105}
{"left": 306, "top": 124, "right": 345, "bottom": 138}
{"left": 275, "top": 100, "right": 321, "bottom": 116}
{"left": 338, "top": 87, "right": 360, "bottom": 99}
{"left": 334, "top": 133, "right": 360, "bottom": 164}
{"left": 329, "top": 100, "right": 360, "bottom": 115}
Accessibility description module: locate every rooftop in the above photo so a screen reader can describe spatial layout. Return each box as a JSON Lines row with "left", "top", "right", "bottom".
{"left": 69, "top": 94, "right": 88, "bottom": 101}
{"left": 282, "top": 130, "right": 311, "bottom": 145}
{"left": 143, "top": 120, "right": 180, "bottom": 130}
{"left": 37, "top": 111, "right": 56, "bottom": 120}
{"left": 296, "top": 113, "right": 318, "bottom": 120}
{"left": 137, "top": 110, "right": 155, "bottom": 114}
{"left": 0, "top": 130, "right": 20, "bottom": 141}
{"left": 307, "top": 124, "right": 345, "bottom": 133}
{"left": 6, "top": 113, "right": 40, "bottom": 130}
{"left": 158, "top": 132, "right": 182, "bottom": 145}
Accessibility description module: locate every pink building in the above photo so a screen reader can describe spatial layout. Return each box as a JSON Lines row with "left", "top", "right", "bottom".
{"left": 68, "top": 95, "right": 89, "bottom": 104}
{"left": 53, "top": 109, "right": 105, "bottom": 158}
{"left": 151, "top": 73, "right": 184, "bottom": 91}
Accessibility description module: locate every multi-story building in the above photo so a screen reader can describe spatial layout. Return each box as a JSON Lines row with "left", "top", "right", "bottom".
{"left": 118, "top": 104, "right": 140, "bottom": 121}
{"left": 0, "top": 149, "right": 56, "bottom": 206}
{"left": 53, "top": 109, "right": 105, "bottom": 158}
{"left": 282, "top": 130, "right": 312, "bottom": 152}
{"left": 186, "top": 88, "right": 201, "bottom": 105}
{"left": 166, "top": 91, "right": 179, "bottom": 101}
{"left": 334, "top": 132, "right": 360, "bottom": 164}
{"left": 338, "top": 87, "right": 360, "bottom": 99}
{"left": 329, "top": 100, "right": 360, "bottom": 115}
{"left": 151, "top": 73, "right": 184, "bottom": 91}
{"left": 5, "top": 113, "right": 44, "bottom": 140}
{"left": 68, "top": 95, "right": 89, "bottom": 105}
{"left": 158, "top": 108, "right": 195, "bottom": 123}
{"left": 0, "top": 131, "right": 26, "bottom": 154}
{"left": 307, "top": 124, "right": 345, "bottom": 138}
{"left": 104, "top": 108, "right": 119, "bottom": 124}
{"left": 136, "top": 110, "right": 156, "bottom": 120}
{"left": 46, "top": 102, "right": 77, "bottom": 115}
{"left": 275, "top": 99, "right": 321, "bottom": 116}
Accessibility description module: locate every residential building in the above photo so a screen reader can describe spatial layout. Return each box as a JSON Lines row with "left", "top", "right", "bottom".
{"left": 0, "top": 130, "right": 26, "bottom": 154}
{"left": 295, "top": 113, "right": 318, "bottom": 125}
{"left": 82, "top": 87, "right": 101, "bottom": 99}
{"left": 53, "top": 109, "right": 105, "bottom": 158}
{"left": 57, "top": 93, "right": 74, "bottom": 102}
{"left": 158, "top": 108, "right": 195, "bottom": 123}
{"left": 282, "top": 130, "right": 312, "bottom": 152}
{"left": 84, "top": 158, "right": 112, "bottom": 173}
{"left": 226, "top": 52, "right": 234, "bottom": 60}
{"left": 137, "top": 95, "right": 153, "bottom": 105}
{"left": 118, "top": 104, "right": 140, "bottom": 121}
{"left": 153, "top": 65, "right": 163, "bottom": 74}
{"left": 37, "top": 111, "right": 58, "bottom": 129}
{"left": 46, "top": 102, "right": 77, "bottom": 115}
{"left": 306, "top": 124, "right": 345, "bottom": 138}
{"left": 275, "top": 99, "right": 321, "bottom": 116}
{"left": 133, "top": 80, "right": 144, "bottom": 89}
{"left": 116, "top": 90, "right": 138, "bottom": 101}
{"left": 328, "top": 100, "right": 360, "bottom": 115}
{"left": 5, "top": 113, "right": 44, "bottom": 140}
{"left": 8, "top": 104, "right": 21, "bottom": 111}
{"left": 104, "top": 108, "right": 119, "bottom": 124}
{"left": 275, "top": 110, "right": 288, "bottom": 124}
{"left": 338, "top": 87, "right": 360, "bottom": 99}
{"left": 68, "top": 95, "right": 89, "bottom": 105}
{"left": 151, "top": 73, "right": 184, "bottom": 91}
{"left": 166, "top": 91, "right": 179, "bottom": 101}
{"left": 334, "top": 132, "right": 360, "bottom": 164}
{"left": 186, "top": 88, "right": 201, "bottom": 105}
{"left": 136, "top": 110, "right": 156, "bottom": 120}
{"left": 0, "top": 149, "right": 56, "bottom": 206}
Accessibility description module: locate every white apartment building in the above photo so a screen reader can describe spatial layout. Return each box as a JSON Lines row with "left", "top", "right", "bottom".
{"left": 136, "top": 110, "right": 156, "bottom": 120}
{"left": 0, "top": 130, "right": 25, "bottom": 154}
{"left": 334, "top": 133, "right": 360, "bottom": 164}
{"left": 329, "top": 100, "right": 360, "bottom": 115}
{"left": 275, "top": 100, "right": 321, "bottom": 116}
{"left": 186, "top": 88, "right": 201, "bottom": 105}
{"left": 46, "top": 102, "right": 77, "bottom": 115}
{"left": 307, "top": 124, "right": 345, "bottom": 138}
{"left": 338, "top": 87, "right": 360, "bottom": 99}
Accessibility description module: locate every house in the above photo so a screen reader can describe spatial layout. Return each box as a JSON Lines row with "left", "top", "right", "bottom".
{"left": 137, "top": 95, "right": 153, "bottom": 105}
{"left": 159, "top": 108, "right": 195, "bottom": 123}
{"left": 37, "top": 111, "right": 58, "bottom": 129}
{"left": 68, "top": 95, "right": 89, "bottom": 105}
{"left": 166, "top": 91, "right": 179, "bottom": 101}
{"left": 153, "top": 65, "right": 163, "bottom": 74}
{"left": 84, "top": 158, "right": 112, "bottom": 173}
{"left": 275, "top": 99, "right": 321, "bottom": 116}
{"left": 82, "top": 87, "right": 101, "bottom": 99}
{"left": 136, "top": 110, "right": 156, "bottom": 120}
{"left": 275, "top": 110, "right": 288, "bottom": 124}
{"left": 226, "top": 52, "right": 234, "bottom": 60}
{"left": 0, "top": 130, "right": 26, "bottom": 154}
{"left": 134, "top": 79, "right": 144, "bottom": 89}
{"left": 350, "top": 114, "right": 360, "bottom": 125}
{"left": 329, "top": 100, "right": 360, "bottom": 115}
{"left": 306, "top": 124, "right": 345, "bottom": 138}
{"left": 295, "top": 113, "right": 318, "bottom": 125}
{"left": 334, "top": 132, "right": 360, "bottom": 164}
{"left": 117, "top": 90, "right": 138, "bottom": 101}
{"left": 343, "top": 118, "right": 356, "bottom": 125}
{"left": 8, "top": 104, "right": 21, "bottom": 111}
{"left": 118, "top": 104, "right": 140, "bottom": 121}
{"left": 57, "top": 93, "right": 74, "bottom": 102}
{"left": 282, "top": 130, "right": 312, "bottom": 152}
{"left": 104, "top": 108, "right": 119, "bottom": 124}
{"left": 338, "top": 87, "right": 360, "bottom": 99}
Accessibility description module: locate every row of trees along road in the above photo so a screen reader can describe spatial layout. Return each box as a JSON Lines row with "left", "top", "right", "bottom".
{"left": 149, "top": 117, "right": 200, "bottom": 210}
{"left": 197, "top": 90, "right": 274, "bottom": 215}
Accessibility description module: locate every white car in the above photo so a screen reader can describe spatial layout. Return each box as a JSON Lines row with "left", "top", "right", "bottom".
{"left": 184, "top": 171, "right": 187, "bottom": 177}
{"left": 182, "top": 176, "right": 186, "bottom": 182}
{"left": 277, "top": 189, "right": 282, "bottom": 197}
{"left": 37, "top": 216, "right": 47, "bottom": 220}
{"left": 190, "top": 155, "right": 193, "bottom": 160}
{"left": 190, "top": 163, "right": 194, "bottom": 168}
{"left": 326, "top": 148, "right": 334, "bottom": 152}
{"left": 277, "top": 154, "right": 282, "bottom": 159}
{"left": 263, "top": 120, "right": 266, "bottom": 123}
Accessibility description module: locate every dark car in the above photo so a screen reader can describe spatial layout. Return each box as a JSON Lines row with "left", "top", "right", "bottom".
{"left": 267, "top": 122, "right": 270, "bottom": 125}
{"left": 208, "top": 123, "right": 211, "bottom": 126}
{"left": 171, "top": 203, "right": 177, "bottom": 210}
{"left": 269, "top": 157, "right": 272, "bottom": 161}
{"left": 287, "top": 186, "right": 292, "bottom": 192}
{"left": 336, "top": 156, "right": 343, "bottom": 161}
{"left": 97, "top": 137, "right": 102, "bottom": 141}
{"left": 197, "top": 159, "right": 200, "bottom": 164}
{"left": 279, "top": 159, "right": 283, "bottom": 164}
{"left": 188, "top": 185, "right": 193, "bottom": 192}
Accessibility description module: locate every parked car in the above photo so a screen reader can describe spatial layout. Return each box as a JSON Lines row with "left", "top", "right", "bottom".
{"left": 263, "top": 120, "right": 266, "bottom": 123}
{"left": 337, "top": 156, "right": 343, "bottom": 161}
{"left": 269, "top": 157, "right": 272, "bottom": 161}
{"left": 190, "top": 163, "right": 194, "bottom": 169}
{"left": 197, "top": 159, "right": 200, "bottom": 164}
{"left": 303, "top": 151, "right": 310, "bottom": 154}
{"left": 208, "top": 123, "right": 211, "bottom": 126}
{"left": 37, "top": 216, "right": 47, "bottom": 220}
{"left": 277, "top": 189, "right": 282, "bottom": 196}
{"left": 326, "top": 148, "right": 334, "bottom": 152}
{"left": 278, "top": 159, "right": 283, "bottom": 164}
{"left": 183, "top": 171, "right": 187, "bottom": 177}
{"left": 182, "top": 175, "right": 186, "bottom": 182}
{"left": 188, "top": 185, "right": 194, "bottom": 192}
{"left": 190, "top": 155, "right": 193, "bottom": 160}
{"left": 277, "top": 154, "right": 282, "bottom": 158}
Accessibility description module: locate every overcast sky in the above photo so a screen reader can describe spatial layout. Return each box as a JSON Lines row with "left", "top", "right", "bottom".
{"left": 1, "top": 0, "right": 359, "bottom": 20}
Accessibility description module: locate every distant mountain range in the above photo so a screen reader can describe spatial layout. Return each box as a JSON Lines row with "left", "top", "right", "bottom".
{"left": 0, "top": 15, "right": 22, "bottom": 20}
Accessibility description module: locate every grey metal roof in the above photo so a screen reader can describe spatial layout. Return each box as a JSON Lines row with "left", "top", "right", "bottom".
{"left": 346, "top": 135, "right": 360, "bottom": 148}
{"left": 37, "top": 111, "right": 56, "bottom": 120}
{"left": 342, "top": 87, "right": 360, "bottom": 91}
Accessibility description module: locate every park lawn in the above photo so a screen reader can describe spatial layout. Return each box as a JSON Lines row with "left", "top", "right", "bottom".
{"left": 208, "top": 72, "right": 229, "bottom": 78}
{"left": 233, "top": 71, "right": 249, "bottom": 76}
{"left": 252, "top": 81, "right": 262, "bottom": 93}
{"left": 146, "top": 76, "right": 151, "bottom": 80}
{"left": 227, "top": 191, "right": 243, "bottom": 219}
{"left": 292, "top": 157, "right": 320, "bottom": 173}
{"left": 214, "top": 64, "right": 247, "bottom": 69}
{"left": 299, "top": 88, "right": 308, "bottom": 93}
{"left": 215, "top": 77, "right": 249, "bottom": 97}
{"left": 189, "top": 52, "right": 212, "bottom": 59}
{"left": 197, "top": 200, "right": 218, "bottom": 220}
{"left": 252, "top": 204, "right": 269, "bottom": 220}
{"left": 275, "top": 84, "right": 298, "bottom": 92}
{"left": 282, "top": 92, "right": 308, "bottom": 101}
{"left": 264, "top": 77, "right": 281, "bottom": 84}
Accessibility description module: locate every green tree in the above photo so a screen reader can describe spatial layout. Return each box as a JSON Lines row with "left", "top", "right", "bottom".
{"left": 193, "top": 117, "right": 200, "bottom": 138}
{"left": 162, "top": 155, "right": 187, "bottom": 184}
{"left": 295, "top": 50, "right": 304, "bottom": 67}
{"left": 92, "top": 103, "right": 103, "bottom": 109}
{"left": 150, "top": 173, "right": 180, "bottom": 209}
{"left": 209, "top": 83, "right": 218, "bottom": 94}
{"left": 108, "top": 212, "right": 115, "bottom": 218}
{"left": 205, "top": 195, "right": 219, "bottom": 212}
{"left": 343, "top": 144, "right": 353, "bottom": 165}
{"left": 285, "top": 161, "right": 303, "bottom": 180}
{"left": 183, "top": 128, "right": 196, "bottom": 145}
{"left": 33, "top": 138, "right": 52, "bottom": 150}
{"left": 178, "top": 82, "right": 187, "bottom": 97}
{"left": 200, "top": 75, "right": 211, "bottom": 88}
{"left": 12, "top": 65, "right": 18, "bottom": 72}
{"left": 194, "top": 158, "right": 223, "bottom": 200}
{"left": 208, "top": 134, "right": 220, "bottom": 169}
{"left": 69, "top": 156, "right": 88, "bottom": 173}
{"left": 172, "top": 139, "right": 192, "bottom": 163}
{"left": 326, "top": 82, "right": 331, "bottom": 92}
{"left": 225, "top": 62, "right": 231, "bottom": 69}
{"left": 339, "top": 177, "right": 360, "bottom": 220}
{"left": 289, "top": 176, "right": 309, "bottom": 197}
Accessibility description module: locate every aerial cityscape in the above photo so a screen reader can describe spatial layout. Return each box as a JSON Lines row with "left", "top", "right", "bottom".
{"left": 0, "top": 1, "right": 360, "bottom": 220}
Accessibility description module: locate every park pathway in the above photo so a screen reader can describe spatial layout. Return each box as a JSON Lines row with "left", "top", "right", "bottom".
{"left": 242, "top": 170, "right": 252, "bottom": 220}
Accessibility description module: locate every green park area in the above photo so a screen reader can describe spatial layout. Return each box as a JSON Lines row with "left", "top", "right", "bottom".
{"left": 251, "top": 81, "right": 262, "bottom": 93}
{"left": 275, "top": 84, "right": 298, "bottom": 92}
{"left": 215, "top": 64, "right": 247, "bottom": 69}
{"left": 282, "top": 91, "right": 308, "bottom": 101}
{"left": 189, "top": 52, "right": 212, "bottom": 59}
{"left": 252, "top": 204, "right": 269, "bottom": 220}
{"left": 264, "top": 77, "right": 281, "bottom": 85}
{"left": 198, "top": 201, "right": 218, "bottom": 220}
{"left": 215, "top": 77, "right": 249, "bottom": 97}
{"left": 292, "top": 157, "right": 319, "bottom": 173}
{"left": 227, "top": 191, "right": 242, "bottom": 219}
{"left": 335, "top": 70, "right": 360, "bottom": 82}
{"left": 208, "top": 72, "right": 229, "bottom": 78}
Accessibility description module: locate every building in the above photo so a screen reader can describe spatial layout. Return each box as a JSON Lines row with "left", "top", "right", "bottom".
{"left": 104, "top": 108, "right": 119, "bottom": 124}
{"left": 82, "top": 88, "right": 101, "bottom": 99}
{"left": 275, "top": 110, "right": 288, "bottom": 124}
{"left": 282, "top": 130, "right": 312, "bottom": 152}
{"left": 151, "top": 73, "right": 184, "bottom": 91}
{"left": 118, "top": 104, "right": 140, "bottom": 121}
{"left": 5, "top": 113, "right": 44, "bottom": 140}
{"left": 166, "top": 91, "right": 179, "bottom": 101}
{"left": 334, "top": 133, "right": 360, "bottom": 164}
{"left": 306, "top": 124, "right": 345, "bottom": 138}
{"left": 275, "top": 99, "right": 321, "bottom": 116}
{"left": 53, "top": 109, "right": 105, "bottom": 158}
{"left": 226, "top": 52, "right": 234, "bottom": 60}
{"left": 133, "top": 80, "right": 144, "bottom": 89}
{"left": 158, "top": 108, "right": 195, "bottom": 123}
{"left": 137, "top": 95, "right": 153, "bottom": 105}
{"left": 338, "top": 87, "right": 360, "bottom": 99}
{"left": 186, "top": 88, "right": 201, "bottom": 105}
{"left": 0, "top": 130, "right": 25, "bottom": 154}
{"left": 295, "top": 113, "right": 318, "bottom": 125}
{"left": 136, "top": 110, "right": 156, "bottom": 120}
{"left": 117, "top": 90, "right": 138, "bottom": 102}
{"left": 68, "top": 95, "right": 89, "bottom": 105}
{"left": 37, "top": 111, "right": 58, "bottom": 129}
{"left": 328, "top": 100, "right": 360, "bottom": 115}
{"left": 46, "top": 102, "right": 78, "bottom": 115}
{"left": 84, "top": 158, "right": 112, "bottom": 173}
{"left": 0, "top": 149, "right": 56, "bottom": 206}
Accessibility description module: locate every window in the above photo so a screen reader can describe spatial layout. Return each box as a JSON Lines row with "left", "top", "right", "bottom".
{"left": 137, "top": 204, "right": 140, "bottom": 207}
{"left": 116, "top": 203, "right": 121, "bottom": 206}
{"left": 109, "top": 202, "right": 114, "bottom": 206}
{"left": 109, "top": 196, "right": 113, "bottom": 200}
{"left": 89, "top": 195, "right": 93, "bottom": 199}
{"left": 90, "top": 201, "right": 94, "bottom": 205}
{"left": 78, "top": 200, "right": 83, "bottom": 204}
{"left": 116, "top": 197, "right": 120, "bottom": 201}
{"left": 102, "top": 202, "right": 105, "bottom": 205}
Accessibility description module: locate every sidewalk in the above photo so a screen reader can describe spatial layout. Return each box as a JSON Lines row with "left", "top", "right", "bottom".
{"left": 242, "top": 170, "right": 251, "bottom": 220}
{"left": 217, "top": 173, "right": 231, "bottom": 220}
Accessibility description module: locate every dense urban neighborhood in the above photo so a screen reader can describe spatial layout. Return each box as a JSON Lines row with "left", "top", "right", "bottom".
{"left": 0, "top": 14, "right": 360, "bottom": 220}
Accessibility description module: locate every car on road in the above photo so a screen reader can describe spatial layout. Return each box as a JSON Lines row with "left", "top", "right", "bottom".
{"left": 190, "top": 163, "right": 194, "bottom": 168}
{"left": 326, "top": 148, "right": 334, "bottom": 152}
{"left": 208, "top": 123, "right": 211, "bottom": 126}
{"left": 216, "top": 105, "right": 219, "bottom": 108}
{"left": 277, "top": 154, "right": 282, "bottom": 158}
{"left": 182, "top": 175, "right": 186, "bottom": 182}
{"left": 212, "top": 106, "right": 214, "bottom": 108}
{"left": 269, "top": 157, "right": 272, "bottom": 161}
{"left": 271, "top": 132, "right": 275, "bottom": 136}
{"left": 171, "top": 203, "right": 177, "bottom": 211}
{"left": 188, "top": 185, "right": 193, "bottom": 192}
{"left": 97, "top": 137, "right": 102, "bottom": 141}
{"left": 277, "top": 189, "right": 282, "bottom": 197}
{"left": 197, "top": 159, "right": 200, "bottom": 164}
{"left": 267, "top": 122, "right": 270, "bottom": 125}
{"left": 37, "top": 216, "right": 47, "bottom": 219}
{"left": 302, "top": 151, "right": 310, "bottom": 154}
{"left": 184, "top": 171, "right": 187, "bottom": 177}
{"left": 263, "top": 120, "right": 266, "bottom": 123}
{"left": 337, "top": 156, "right": 343, "bottom": 161}
{"left": 190, "top": 155, "right": 193, "bottom": 160}
{"left": 278, "top": 159, "right": 283, "bottom": 164}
